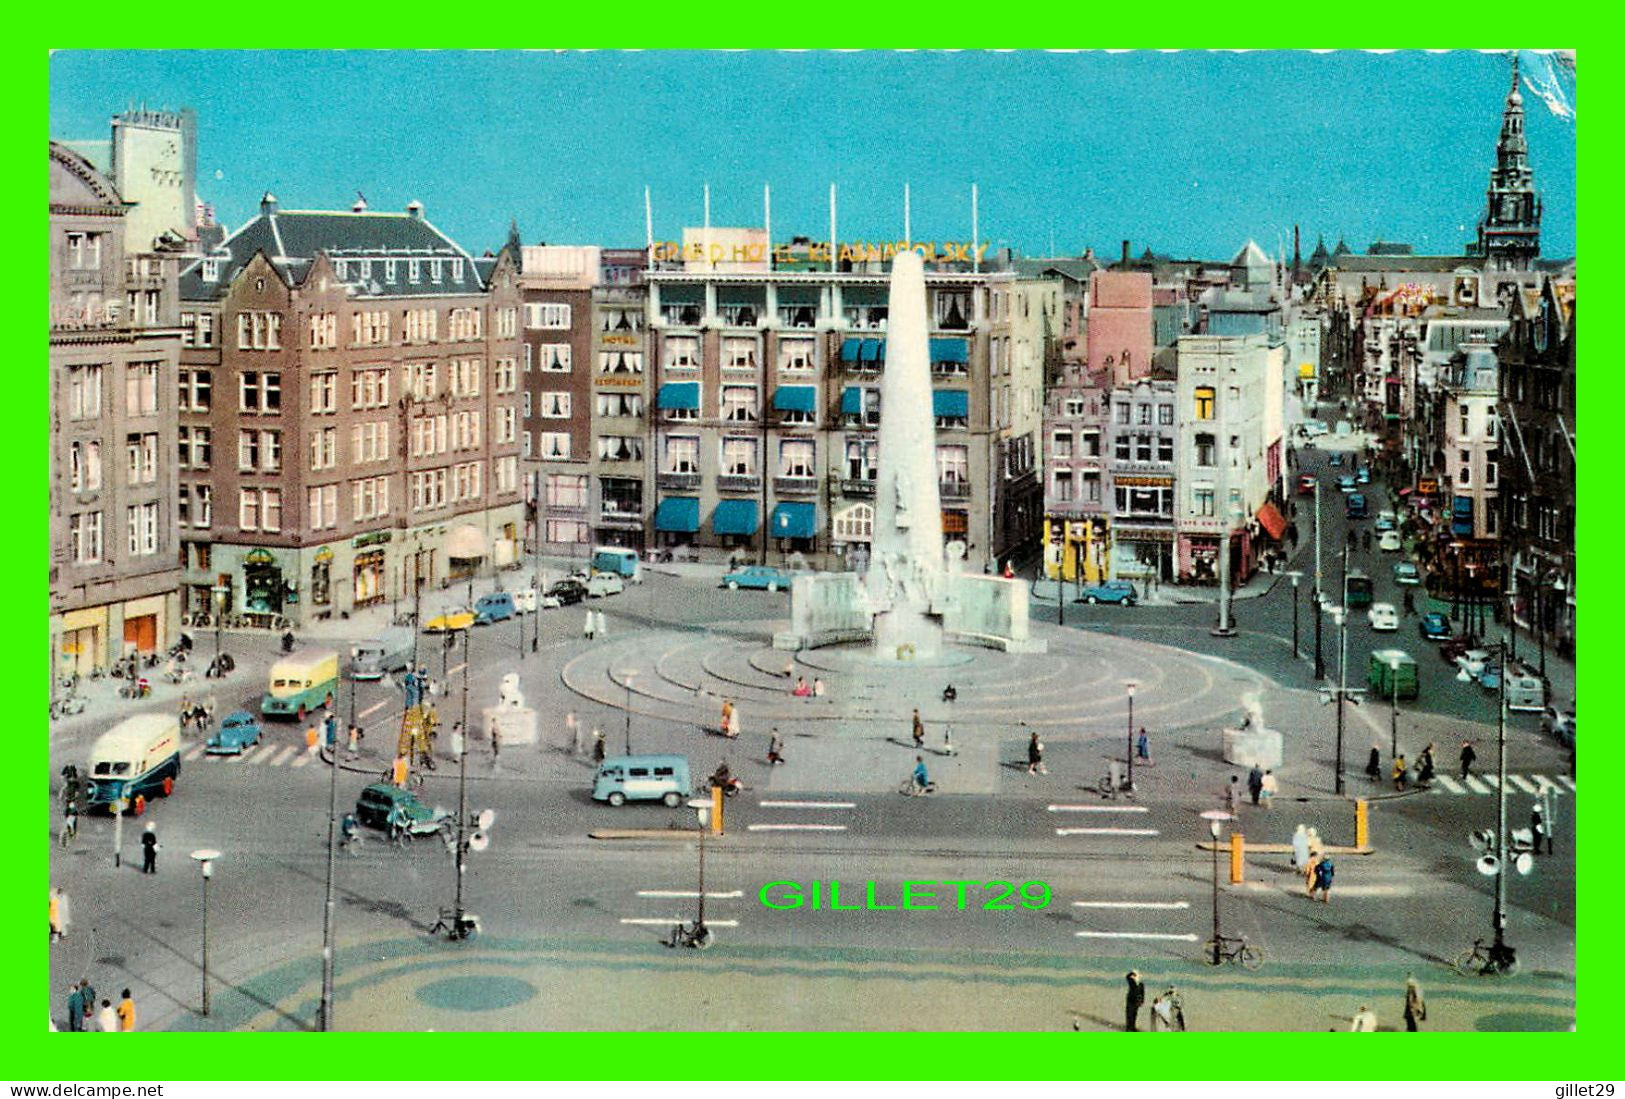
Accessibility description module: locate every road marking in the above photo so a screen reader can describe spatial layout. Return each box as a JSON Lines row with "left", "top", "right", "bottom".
{"left": 1462, "top": 775, "right": 1492, "bottom": 794}
{"left": 182, "top": 745, "right": 206, "bottom": 762}
{"left": 242, "top": 746, "right": 274, "bottom": 766}
{"left": 358, "top": 700, "right": 388, "bottom": 719}
{"left": 1072, "top": 901, "right": 1190, "bottom": 910}
{"left": 619, "top": 918, "right": 740, "bottom": 927}
{"left": 1056, "top": 827, "right": 1160, "bottom": 837}
{"left": 269, "top": 745, "right": 297, "bottom": 766}
{"left": 1531, "top": 774, "right": 1564, "bottom": 794}
{"left": 746, "top": 823, "right": 848, "bottom": 832}
{"left": 1047, "top": 804, "right": 1150, "bottom": 814}
{"left": 1289, "top": 884, "right": 1411, "bottom": 897}
{"left": 637, "top": 890, "right": 744, "bottom": 899}
{"left": 1074, "top": 931, "right": 1199, "bottom": 942}
{"left": 1432, "top": 775, "right": 1465, "bottom": 794}
{"left": 447, "top": 663, "right": 467, "bottom": 677}
{"left": 1506, "top": 774, "right": 1539, "bottom": 794}
{"left": 758, "top": 800, "right": 856, "bottom": 809}
{"left": 290, "top": 752, "right": 313, "bottom": 768}
{"left": 1559, "top": 775, "right": 1576, "bottom": 790}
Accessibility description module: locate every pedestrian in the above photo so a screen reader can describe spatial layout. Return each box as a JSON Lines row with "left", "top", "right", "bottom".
{"left": 1350, "top": 1004, "right": 1377, "bottom": 1032}
{"left": 726, "top": 703, "right": 741, "bottom": 740}
{"left": 117, "top": 989, "right": 136, "bottom": 1032}
{"left": 1124, "top": 970, "right": 1145, "bottom": 1032}
{"left": 1260, "top": 769, "right": 1278, "bottom": 809}
{"left": 583, "top": 609, "right": 595, "bottom": 641}
{"left": 62, "top": 795, "right": 79, "bottom": 846}
{"left": 66, "top": 982, "right": 83, "bottom": 1033}
{"left": 1026, "top": 730, "right": 1046, "bottom": 775}
{"left": 1151, "top": 986, "right": 1185, "bottom": 1032}
{"left": 347, "top": 723, "right": 362, "bottom": 757}
{"left": 449, "top": 721, "right": 465, "bottom": 761}
{"left": 96, "top": 999, "right": 117, "bottom": 1032}
{"left": 767, "top": 729, "right": 785, "bottom": 766}
{"left": 305, "top": 723, "right": 319, "bottom": 757}
{"left": 1313, "top": 854, "right": 1334, "bottom": 903}
{"left": 813, "top": 677, "right": 825, "bottom": 698}
{"left": 912, "top": 708, "right": 925, "bottom": 750}
{"left": 1365, "top": 745, "right": 1382, "bottom": 782}
{"left": 567, "top": 711, "right": 583, "bottom": 756}
{"left": 140, "top": 822, "right": 158, "bottom": 874}
{"left": 1392, "top": 754, "right": 1408, "bottom": 792}
{"left": 591, "top": 729, "right": 606, "bottom": 763}
{"left": 324, "top": 709, "right": 338, "bottom": 749}
{"left": 1290, "top": 824, "right": 1309, "bottom": 871}
{"left": 49, "top": 888, "right": 68, "bottom": 942}
{"left": 1247, "top": 764, "right": 1264, "bottom": 806}
{"left": 942, "top": 725, "right": 957, "bottom": 757}
{"left": 720, "top": 698, "right": 735, "bottom": 738}
{"left": 1403, "top": 975, "right": 1426, "bottom": 1032}
{"left": 1459, "top": 740, "right": 1477, "bottom": 781}
{"left": 1532, "top": 802, "right": 1553, "bottom": 855}
{"left": 595, "top": 609, "right": 608, "bottom": 640}
{"left": 80, "top": 979, "right": 96, "bottom": 1028}
{"left": 1224, "top": 775, "right": 1240, "bottom": 816}
{"left": 490, "top": 720, "right": 501, "bottom": 764}
{"left": 1136, "top": 727, "right": 1151, "bottom": 762}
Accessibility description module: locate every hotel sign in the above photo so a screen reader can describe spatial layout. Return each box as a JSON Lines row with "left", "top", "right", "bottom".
{"left": 596, "top": 376, "right": 643, "bottom": 389}
{"left": 651, "top": 239, "right": 990, "bottom": 266}
{"left": 601, "top": 333, "right": 642, "bottom": 347}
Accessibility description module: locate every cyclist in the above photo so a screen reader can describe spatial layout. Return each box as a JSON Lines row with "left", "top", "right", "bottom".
{"left": 340, "top": 812, "right": 360, "bottom": 850}
{"left": 61, "top": 798, "right": 79, "bottom": 847}
{"left": 911, "top": 755, "right": 930, "bottom": 794}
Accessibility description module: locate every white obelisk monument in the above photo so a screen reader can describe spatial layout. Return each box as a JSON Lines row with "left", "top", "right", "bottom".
{"left": 867, "top": 250, "right": 946, "bottom": 659}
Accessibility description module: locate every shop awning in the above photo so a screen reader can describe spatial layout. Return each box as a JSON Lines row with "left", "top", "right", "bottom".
{"left": 654, "top": 497, "right": 701, "bottom": 533}
{"left": 447, "top": 524, "right": 487, "bottom": 559}
{"left": 840, "top": 337, "right": 863, "bottom": 362}
{"left": 1256, "top": 502, "right": 1287, "bottom": 541}
{"left": 859, "top": 338, "right": 884, "bottom": 363}
{"left": 933, "top": 389, "right": 969, "bottom": 418}
{"left": 656, "top": 382, "right": 700, "bottom": 411}
{"left": 930, "top": 337, "right": 969, "bottom": 363}
{"left": 712, "top": 499, "right": 760, "bottom": 536}
{"left": 770, "top": 502, "right": 817, "bottom": 539}
{"left": 773, "top": 385, "right": 817, "bottom": 413}
{"left": 840, "top": 387, "right": 862, "bottom": 414}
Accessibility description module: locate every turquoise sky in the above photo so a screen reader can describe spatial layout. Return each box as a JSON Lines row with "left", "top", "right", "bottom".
{"left": 48, "top": 50, "right": 1576, "bottom": 261}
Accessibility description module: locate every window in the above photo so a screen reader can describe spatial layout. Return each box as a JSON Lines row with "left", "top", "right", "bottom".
{"left": 350, "top": 368, "right": 389, "bottom": 409}
{"left": 1158, "top": 404, "right": 1174, "bottom": 425}
{"left": 1114, "top": 435, "right": 1131, "bottom": 461}
{"left": 523, "top": 392, "right": 532, "bottom": 419}
{"left": 843, "top": 387, "right": 881, "bottom": 428}
{"left": 125, "top": 432, "right": 159, "bottom": 484}
{"left": 308, "top": 484, "right": 339, "bottom": 530}
{"left": 522, "top": 431, "right": 532, "bottom": 459}
{"left": 1114, "top": 402, "right": 1130, "bottom": 425}
{"left": 408, "top": 259, "right": 421, "bottom": 283}
{"left": 69, "top": 440, "right": 102, "bottom": 492}
{"left": 596, "top": 436, "right": 644, "bottom": 462}
{"left": 1195, "top": 433, "right": 1216, "bottom": 466}
{"left": 1458, "top": 450, "right": 1471, "bottom": 487}
{"left": 539, "top": 432, "right": 572, "bottom": 460}
{"left": 449, "top": 359, "right": 483, "bottom": 398}
{"left": 721, "top": 437, "right": 757, "bottom": 477}
{"left": 779, "top": 439, "right": 815, "bottom": 478}
{"left": 430, "top": 260, "right": 442, "bottom": 284}
{"left": 495, "top": 456, "right": 518, "bottom": 494}
{"left": 384, "top": 259, "right": 397, "bottom": 283}
{"left": 406, "top": 363, "right": 439, "bottom": 401}
{"left": 1194, "top": 386, "right": 1215, "bottom": 420}
{"left": 310, "top": 427, "right": 337, "bottom": 471}
{"left": 663, "top": 435, "right": 699, "bottom": 473}
{"left": 410, "top": 470, "right": 448, "bottom": 511}
{"left": 449, "top": 307, "right": 483, "bottom": 341}
{"left": 936, "top": 445, "right": 969, "bottom": 487}
{"left": 1116, "top": 486, "right": 1171, "bottom": 517}
{"left": 178, "top": 369, "right": 211, "bottom": 413}
{"left": 178, "top": 426, "right": 211, "bottom": 470}
{"left": 193, "top": 483, "right": 212, "bottom": 528}
{"left": 598, "top": 350, "right": 643, "bottom": 374}
{"left": 663, "top": 336, "right": 701, "bottom": 370}
{"left": 351, "top": 421, "right": 390, "bottom": 464}
{"left": 68, "top": 365, "right": 103, "bottom": 421}
{"left": 352, "top": 311, "right": 390, "bottom": 346}
{"left": 524, "top": 344, "right": 532, "bottom": 373}
{"left": 1053, "top": 430, "right": 1073, "bottom": 458}
{"left": 525, "top": 303, "right": 571, "bottom": 329}
{"left": 239, "top": 488, "right": 280, "bottom": 532}
{"left": 308, "top": 312, "right": 338, "bottom": 349}
{"left": 451, "top": 259, "right": 464, "bottom": 282}
{"left": 1137, "top": 403, "right": 1153, "bottom": 425}
{"left": 66, "top": 231, "right": 103, "bottom": 270}
{"left": 1193, "top": 486, "right": 1215, "bottom": 517}
{"left": 539, "top": 344, "right": 572, "bottom": 372}
{"left": 723, "top": 338, "right": 758, "bottom": 369}
{"left": 495, "top": 307, "right": 517, "bottom": 339}
{"left": 69, "top": 511, "right": 103, "bottom": 563}
{"left": 493, "top": 358, "right": 517, "bottom": 394}
{"left": 237, "top": 430, "right": 259, "bottom": 471}
{"left": 180, "top": 312, "right": 215, "bottom": 347}
{"left": 236, "top": 312, "right": 282, "bottom": 350}
{"left": 722, "top": 386, "right": 757, "bottom": 422}
{"left": 934, "top": 291, "right": 971, "bottom": 329}
{"left": 1459, "top": 409, "right": 1470, "bottom": 438}
{"left": 1157, "top": 436, "right": 1174, "bottom": 463}
{"left": 1064, "top": 398, "right": 1087, "bottom": 417}
{"left": 1084, "top": 472, "right": 1101, "bottom": 502}
{"left": 1486, "top": 458, "right": 1498, "bottom": 487}
{"left": 451, "top": 461, "right": 483, "bottom": 502}
{"left": 545, "top": 474, "right": 590, "bottom": 508}
{"left": 310, "top": 371, "right": 338, "bottom": 413}
{"left": 125, "top": 362, "right": 159, "bottom": 416}
{"left": 239, "top": 371, "right": 283, "bottom": 413}
{"left": 497, "top": 407, "right": 517, "bottom": 444}
{"left": 411, "top": 413, "right": 449, "bottom": 458}
{"left": 778, "top": 338, "right": 816, "bottom": 371}
{"left": 845, "top": 439, "right": 877, "bottom": 481}
{"left": 1083, "top": 429, "right": 1101, "bottom": 457}
{"left": 1052, "top": 469, "right": 1075, "bottom": 501}
{"left": 403, "top": 309, "right": 438, "bottom": 343}
{"left": 351, "top": 476, "right": 390, "bottom": 521}
{"left": 540, "top": 392, "right": 571, "bottom": 419}
{"left": 1134, "top": 434, "right": 1153, "bottom": 462}
{"left": 595, "top": 393, "right": 644, "bottom": 418}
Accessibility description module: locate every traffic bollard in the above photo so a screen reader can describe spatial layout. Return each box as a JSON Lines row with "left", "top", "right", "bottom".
{"left": 1229, "top": 831, "right": 1245, "bottom": 883}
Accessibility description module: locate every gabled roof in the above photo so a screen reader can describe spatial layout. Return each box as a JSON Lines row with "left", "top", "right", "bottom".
{"left": 1320, "top": 253, "right": 1476, "bottom": 274}
{"left": 1011, "top": 256, "right": 1102, "bottom": 282}
{"left": 1231, "top": 239, "right": 1272, "bottom": 268}
{"left": 179, "top": 203, "right": 486, "bottom": 302}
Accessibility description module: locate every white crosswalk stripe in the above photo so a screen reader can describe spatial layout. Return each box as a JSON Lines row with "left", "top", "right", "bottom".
{"left": 268, "top": 745, "right": 297, "bottom": 766}
{"left": 1506, "top": 774, "right": 1539, "bottom": 794}
{"left": 1559, "top": 776, "right": 1576, "bottom": 791}
{"left": 241, "top": 745, "right": 274, "bottom": 766}
{"left": 1463, "top": 775, "right": 1492, "bottom": 794}
{"left": 290, "top": 752, "right": 313, "bottom": 768}
{"left": 1432, "top": 775, "right": 1465, "bottom": 794}
{"left": 1428, "top": 772, "right": 1571, "bottom": 796}
{"left": 182, "top": 745, "right": 206, "bottom": 762}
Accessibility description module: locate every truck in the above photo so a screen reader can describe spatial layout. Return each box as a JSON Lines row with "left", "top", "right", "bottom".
{"left": 349, "top": 628, "right": 415, "bottom": 681}
{"left": 590, "top": 546, "right": 642, "bottom": 583}
{"left": 85, "top": 712, "right": 182, "bottom": 814}
{"left": 262, "top": 649, "right": 340, "bottom": 719}
{"left": 1368, "top": 648, "right": 1419, "bottom": 700}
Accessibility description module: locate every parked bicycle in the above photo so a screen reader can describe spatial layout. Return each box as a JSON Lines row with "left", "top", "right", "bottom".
{"left": 1202, "top": 933, "right": 1264, "bottom": 970}
{"left": 1453, "top": 937, "right": 1518, "bottom": 976}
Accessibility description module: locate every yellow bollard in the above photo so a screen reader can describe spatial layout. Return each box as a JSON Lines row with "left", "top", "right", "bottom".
{"left": 1229, "top": 832, "right": 1245, "bottom": 883}
{"left": 711, "top": 784, "right": 724, "bottom": 836}
{"left": 1355, "top": 798, "right": 1369, "bottom": 850}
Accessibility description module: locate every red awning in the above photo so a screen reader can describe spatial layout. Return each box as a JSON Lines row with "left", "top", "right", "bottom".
{"left": 1256, "top": 502, "right": 1287, "bottom": 541}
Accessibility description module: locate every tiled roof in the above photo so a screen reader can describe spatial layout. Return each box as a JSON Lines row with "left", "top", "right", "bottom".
{"left": 1320, "top": 254, "right": 1476, "bottom": 274}
{"left": 180, "top": 206, "right": 485, "bottom": 302}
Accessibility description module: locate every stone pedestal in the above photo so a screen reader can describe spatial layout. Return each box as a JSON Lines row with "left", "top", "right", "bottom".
{"left": 482, "top": 705, "right": 538, "bottom": 746}
{"left": 1222, "top": 726, "right": 1283, "bottom": 769}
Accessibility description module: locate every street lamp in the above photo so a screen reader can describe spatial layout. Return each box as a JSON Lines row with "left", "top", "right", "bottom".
{"left": 190, "top": 849, "right": 221, "bottom": 1017}
{"left": 320, "top": 686, "right": 341, "bottom": 1030}
{"left": 1200, "top": 810, "right": 1229, "bottom": 965}
{"left": 1123, "top": 680, "right": 1140, "bottom": 792}
{"left": 1489, "top": 636, "right": 1516, "bottom": 972}
{"left": 1505, "top": 571, "right": 1519, "bottom": 663}
{"left": 1386, "top": 653, "right": 1402, "bottom": 764}
{"left": 1328, "top": 600, "right": 1349, "bottom": 795}
{"left": 1285, "top": 570, "right": 1303, "bottom": 661}
{"left": 210, "top": 584, "right": 228, "bottom": 676}
{"left": 1312, "top": 482, "right": 1325, "bottom": 680}
{"left": 623, "top": 671, "right": 635, "bottom": 756}
{"left": 1212, "top": 504, "right": 1240, "bottom": 638}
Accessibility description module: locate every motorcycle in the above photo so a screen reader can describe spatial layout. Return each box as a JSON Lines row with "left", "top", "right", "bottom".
{"left": 50, "top": 695, "right": 87, "bottom": 720}
{"left": 281, "top": 631, "right": 297, "bottom": 654}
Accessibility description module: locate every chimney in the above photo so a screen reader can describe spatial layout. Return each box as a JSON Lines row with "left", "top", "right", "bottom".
{"left": 1293, "top": 225, "right": 1302, "bottom": 271}
{"left": 260, "top": 192, "right": 279, "bottom": 217}
{"left": 406, "top": 200, "right": 424, "bottom": 220}
{"left": 1122, "top": 240, "right": 1130, "bottom": 266}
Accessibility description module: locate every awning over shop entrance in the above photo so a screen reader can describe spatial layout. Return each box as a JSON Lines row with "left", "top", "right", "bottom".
{"left": 1256, "top": 502, "right": 1287, "bottom": 541}
{"left": 770, "top": 502, "right": 817, "bottom": 539}
{"left": 447, "top": 524, "right": 487, "bottom": 559}
{"left": 712, "top": 499, "right": 760, "bottom": 536}
{"left": 654, "top": 497, "right": 701, "bottom": 533}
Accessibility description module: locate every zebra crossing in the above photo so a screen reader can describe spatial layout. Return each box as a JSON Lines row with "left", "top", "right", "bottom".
{"left": 1428, "top": 772, "right": 1574, "bottom": 796}
{"left": 181, "top": 743, "right": 315, "bottom": 768}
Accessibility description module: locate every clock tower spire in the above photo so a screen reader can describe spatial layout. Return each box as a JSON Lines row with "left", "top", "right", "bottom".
{"left": 1474, "top": 51, "right": 1541, "bottom": 272}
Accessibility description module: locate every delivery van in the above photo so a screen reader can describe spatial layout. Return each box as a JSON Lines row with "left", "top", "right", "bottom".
{"left": 1368, "top": 648, "right": 1419, "bottom": 700}
{"left": 262, "top": 649, "right": 340, "bottom": 719}
{"left": 591, "top": 546, "right": 642, "bottom": 583}
{"left": 86, "top": 712, "right": 181, "bottom": 814}
{"left": 1503, "top": 672, "right": 1545, "bottom": 712}
{"left": 350, "top": 629, "right": 414, "bottom": 681}
{"left": 592, "top": 754, "right": 690, "bottom": 807}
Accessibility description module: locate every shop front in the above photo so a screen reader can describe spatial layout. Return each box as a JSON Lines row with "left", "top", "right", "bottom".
{"left": 1112, "top": 526, "right": 1174, "bottom": 582}
{"left": 309, "top": 547, "right": 334, "bottom": 614}
{"left": 56, "top": 605, "right": 107, "bottom": 679}
{"left": 446, "top": 524, "right": 487, "bottom": 580}
{"left": 353, "top": 548, "right": 387, "bottom": 608}
{"left": 242, "top": 548, "right": 286, "bottom": 618}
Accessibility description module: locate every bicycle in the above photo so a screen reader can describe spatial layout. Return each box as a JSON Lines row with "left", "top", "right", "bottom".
{"left": 666, "top": 918, "right": 713, "bottom": 949}
{"left": 1453, "top": 937, "right": 1519, "bottom": 976}
{"left": 1202, "top": 934, "right": 1264, "bottom": 970}
{"left": 1096, "top": 768, "right": 1136, "bottom": 799}
{"left": 898, "top": 778, "right": 938, "bottom": 797}
{"left": 59, "top": 812, "right": 78, "bottom": 848}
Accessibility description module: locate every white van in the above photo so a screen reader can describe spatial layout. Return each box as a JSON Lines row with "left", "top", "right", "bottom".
{"left": 86, "top": 712, "right": 182, "bottom": 814}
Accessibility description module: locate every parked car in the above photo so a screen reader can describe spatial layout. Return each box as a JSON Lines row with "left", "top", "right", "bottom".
{"left": 1541, "top": 706, "right": 1576, "bottom": 747}
{"left": 354, "top": 782, "right": 449, "bottom": 834}
{"left": 1438, "top": 637, "right": 1473, "bottom": 665}
{"left": 1418, "top": 612, "right": 1452, "bottom": 641}
{"left": 473, "top": 591, "right": 517, "bottom": 625}
{"left": 1337, "top": 475, "right": 1357, "bottom": 494}
{"left": 1455, "top": 648, "right": 1492, "bottom": 678}
{"left": 1374, "top": 510, "right": 1397, "bottom": 532}
{"left": 586, "top": 573, "right": 625, "bottom": 598}
{"left": 1378, "top": 530, "right": 1403, "bottom": 552}
{"left": 544, "top": 579, "right": 589, "bottom": 606}
{"left": 1301, "top": 420, "right": 1329, "bottom": 438}
{"left": 1478, "top": 662, "right": 1502, "bottom": 691}
{"left": 1367, "top": 602, "right": 1399, "bottom": 632}
{"left": 424, "top": 608, "right": 476, "bottom": 633}
{"left": 1328, "top": 452, "right": 1346, "bottom": 467}
{"left": 1392, "top": 562, "right": 1421, "bottom": 586}
{"left": 721, "top": 565, "right": 793, "bottom": 592}
{"left": 1345, "top": 492, "right": 1368, "bottom": 519}
{"left": 1297, "top": 474, "right": 1318, "bottom": 495}
{"left": 205, "top": 710, "right": 264, "bottom": 756}
{"left": 1077, "top": 580, "right": 1139, "bottom": 606}
{"left": 1356, "top": 466, "right": 1371, "bottom": 484}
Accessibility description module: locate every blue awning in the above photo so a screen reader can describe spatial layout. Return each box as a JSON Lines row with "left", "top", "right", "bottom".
{"left": 930, "top": 337, "right": 969, "bottom": 363}
{"left": 712, "top": 499, "right": 760, "bottom": 536}
{"left": 656, "top": 382, "right": 700, "bottom": 410}
{"left": 859, "top": 338, "right": 883, "bottom": 363}
{"left": 840, "top": 337, "right": 863, "bottom": 362}
{"left": 654, "top": 497, "right": 700, "bottom": 533}
{"left": 770, "top": 502, "right": 817, "bottom": 539}
{"left": 933, "top": 389, "right": 969, "bottom": 417}
{"left": 840, "top": 387, "right": 862, "bottom": 414}
{"left": 773, "top": 385, "right": 817, "bottom": 413}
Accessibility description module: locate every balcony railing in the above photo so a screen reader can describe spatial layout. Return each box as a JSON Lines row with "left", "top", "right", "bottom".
{"left": 939, "top": 480, "right": 972, "bottom": 500}
{"left": 597, "top": 509, "right": 643, "bottom": 527}
{"left": 777, "top": 307, "right": 819, "bottom": 328}
{"left": 773, "top": 475, "right": 818, "bottom": 495}
{"left": 657, "top": 470, "right": 702, "bottom": 490}
{"left": 839, "top": 478, "right": 876, "bottom": 497}
{"left": 715, "top": 474, "right": 761, "bottom": 493}
{"left": 659, "top": 305, "right": 703, "bottom": 326}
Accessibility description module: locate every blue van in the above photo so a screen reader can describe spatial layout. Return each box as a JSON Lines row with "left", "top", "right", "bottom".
{"left": 473, "top": 591, "right": 517, "bottom": 625}
{"left": 1345, "top": 492, "right": 1368, "bottom": 519}
{"left": 592, "top": 754, "right": 691, "bottom": 807}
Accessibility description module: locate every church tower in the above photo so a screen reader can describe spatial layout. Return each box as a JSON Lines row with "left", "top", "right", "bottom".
{"left": 1474, "top": 53, "right": 1542, "bottom": 272}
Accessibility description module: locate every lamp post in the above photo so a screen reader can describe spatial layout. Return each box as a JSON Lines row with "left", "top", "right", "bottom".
{"left": 319, "top": 683, "right": 341, "bottom": 1030}
{"left": 1506, "top": 571, "right": 1519, "bottom": 663}
{"left": 1212, "top": 504, "right": 1238, "bottom": 638}
{"left": 1387, "top": 653, "right": 1402, "bottom": 764}
{"left": 1330, "top": 600, "right": 1349, "bottom": 796}
{"left": 1124, "top": 680, "right": 1140, "bottom": 792}
{"left": 1489, "top": 636, "right": 1515, "bottom": 972}
{"left": 211, "top": 584, "right": 228, "bottom": 675}
{"left": 1312, "top": 482, "right": 1325, "bottom": 680}
{"left": 623, "top": 671, "right": 635, "bottom": 755}
{"left": 1200, "top": 811, "right": 1229, "bottom": 965}
{"left": 1285, "top": 571, "right": 1303, "bottom": 661}
{"left": 190, "top": 849, "right": 221, "bottom": 1017}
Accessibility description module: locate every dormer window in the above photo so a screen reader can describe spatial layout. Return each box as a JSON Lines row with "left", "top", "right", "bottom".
{"left": 201, "top": 259, "right": 219, "bottom": 281}
{"left": 384, "top": 260, "right": 397, "bottom": 282}
{"left": 408, "top": 259, "right": 421, "bottom": 283}
{"left": 430, "top": 261, "right": 442, "bottom": 283}
{"left": 335, "top": 260, "right": 347, "bottom": 280}
{"left": 451, "top": 259, "right": 464, "bottom": 281}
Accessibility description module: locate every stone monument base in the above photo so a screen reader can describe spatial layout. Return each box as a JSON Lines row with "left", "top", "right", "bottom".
{"left": 482, "top": 705, "right": 538, "bottom": 746}
{"left": 1222, "top": 726, "right": 1283, "bottom": 769}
